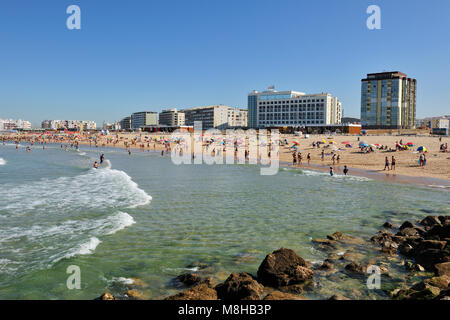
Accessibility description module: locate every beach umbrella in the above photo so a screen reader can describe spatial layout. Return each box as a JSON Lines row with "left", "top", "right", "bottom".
{"left": 292, "top": 145, "right": 298, "bottom": 150}
{"left": 359, "top": 141, "right": 368, "bottom": 147}
{"left": 322, "top": 138, "right": 327, "bottom": 144}
{"left": 417, "top": 146, "right": 427, "bottom": 152}
{"left": 292, "top": 141, "right": 300, "bottom": 145}
{"left": 329, "top": 140, "right": 336, "bottom": 144}
{"left": 374, "top": 144, "right": 380, "bottom": 147}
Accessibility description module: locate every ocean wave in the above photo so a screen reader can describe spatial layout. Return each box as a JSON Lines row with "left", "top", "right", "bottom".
{"left": 0, "top": 158, "right": 6, "bottom": 165}
{"left": 0, "top": 211, "right": 136, "bottom": 244}
{"left": 0, "top": 166, "right": 152, "bottom": 214}
{"left": 55, "top": 237, "right": 101, "bottom": 263}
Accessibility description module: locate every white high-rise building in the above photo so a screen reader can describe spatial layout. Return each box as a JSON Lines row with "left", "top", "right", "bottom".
{"left": 248, "top": 88, "right": 342, "bottom": 128}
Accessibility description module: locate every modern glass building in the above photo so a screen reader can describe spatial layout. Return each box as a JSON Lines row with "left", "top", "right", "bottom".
{"left": 248, "top": 91, "right": 258, "bottom": 129}
{"left": 361, "top": 72, "right": 417, "bottom": 129}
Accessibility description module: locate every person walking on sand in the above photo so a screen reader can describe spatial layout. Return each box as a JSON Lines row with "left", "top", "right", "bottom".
{"left": 292, "top": 152, "right": 297, "bottom": 166}
{"left": 419, "top": 153, "right": 424, "bottom": 166}
{"left": 336, "top": 154, "right": 340, "bottom": 164}
{"left": 384, "top": 156, "right": 390, "bottom": 171}
{"left": 343, "top": 165, "right": 348, "bottom": 176}
{"left": 391, "top": 156, "right": 396, "bottom": 170}
{"left": 331, "top": 153, "right": 336, "bottom": 165}
{"left": 321, "top": 150, "right": 325, "bottom": 161}
{"left": 423, "top": 154, "right": 427, "bottom": 167}
{"left": 307, "top": 153, "right": 311, "bottom": 165}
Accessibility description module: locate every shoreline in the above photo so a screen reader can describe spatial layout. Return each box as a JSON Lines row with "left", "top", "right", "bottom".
{"left": 3, "top": 137, "right": 450, "bottom": 189}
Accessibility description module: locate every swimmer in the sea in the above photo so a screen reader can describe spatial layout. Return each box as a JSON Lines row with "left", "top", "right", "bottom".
{"left": 93, "top": 161, "right": 99, "bottom": 169}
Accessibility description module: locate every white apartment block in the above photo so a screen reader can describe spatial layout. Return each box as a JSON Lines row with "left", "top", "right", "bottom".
{"left": 227, "top": 108, "right": 248, "bottom": 128}
{"left": 159, "top": 108, "right": 186, "bottom": 126}
{"left": 182, "top": 105, "right": 245, "bottom": 130}
{"left": 0, "top": 118, "right": 31, "bottom": 130}
{"left": 248, "top": 88, "right": 342, "bottom": 128}
{"left": 41, "top": 120, "right": 96, "bottom": 130}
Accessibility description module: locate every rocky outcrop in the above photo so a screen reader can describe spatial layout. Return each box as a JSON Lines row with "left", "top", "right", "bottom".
{"left": 177, "top": 273, "right": 200, "bottom": 286}
{"left": 165, "top": 282, "right": 218, "bottom": 300}
{"left": 263, "top": 291, "right": 306, "bottom": 300}
{"left": 257, "top": 248, "right": 314, "bottom": 287}
{"left": 215, "top": 272, "right": 263, "bottom": 300}
{"left": 344, "top": 262, "right": 365, "bottom": 275}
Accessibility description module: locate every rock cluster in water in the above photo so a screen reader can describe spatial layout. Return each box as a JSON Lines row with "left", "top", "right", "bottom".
{"left": 95, "top": 215, "right": 449, "bottom": 300}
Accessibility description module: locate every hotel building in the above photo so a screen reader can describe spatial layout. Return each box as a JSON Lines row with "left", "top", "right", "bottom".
{"left": 361, "top": 71, "right": 417, "bottom": 129}
{"left": 248, "top": 87, "right": 342, "bottom": 129}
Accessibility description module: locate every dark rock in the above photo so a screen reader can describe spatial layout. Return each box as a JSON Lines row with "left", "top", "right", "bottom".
{"left": 383, "top": 222, "right": 397, "bottom": 229}
{"left": 263, "top": 291, "right": 306, "bottom": 300}
{"left": 328, "top": 294, "right": 350, "bottom": 300}
{"left": 177, "top": 273, "right": 200, "bottom": 286}
{"left": 399, "top": 221, "right": 415, "bottom": 230}
{"left": 257, "top": 248, "right": 313, "bottom": 287}
{"left": 414, "top": 248, "right": 450, "bottom": 270}
{"left": 371, "top": 232, "right": 395, "bottom": 245}
{"left": 425, "top": 224, "right": 450, "bottom": 240}
{"left": 95, "top": 292, "right": 116, "bottom": 300}
{"left": 407, "top": 285, "right": 441, "bottom": 300}
{"left": 397, "top": 227, "right": 419, "bottom": 237}
{"left": 215, "top": 272, "right": 263, "bottom": 300}
{"left": 438, "top": 216, "right": 450, "bottom": 226}
{"left": 434, "top": 287, "right": 450, "bottom": 300}
{"left": 420, "top": 216, "right": 441, "bottom": 228}
{"left": 165, "top": 283, "right": 217, "bottom": 300}
{"left": 345, "top": 262, "right": 365, "bottom": 275}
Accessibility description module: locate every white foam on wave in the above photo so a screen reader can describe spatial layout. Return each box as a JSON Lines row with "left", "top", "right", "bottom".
{"left": 0, "top": 211, "right": 136, "bottom": 245}
{"left": 54, "top": 237, "right": 101, "bottom": 263}
{"left": 0, "top": 158, "right": 6, "bottom": 165}
{"left": 0, "top": 166, "right": 152, "bottom": 214}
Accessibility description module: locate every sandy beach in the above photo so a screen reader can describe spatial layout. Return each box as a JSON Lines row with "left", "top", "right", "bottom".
{"left": 2, "top": 131, "right": 450, "bottom": 183}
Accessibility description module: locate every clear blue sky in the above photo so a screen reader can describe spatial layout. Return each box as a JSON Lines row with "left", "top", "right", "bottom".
{"left": 1, "top": 0, "right": 449, "bottom": 127}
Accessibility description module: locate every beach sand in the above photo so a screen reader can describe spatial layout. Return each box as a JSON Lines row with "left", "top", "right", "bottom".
{"left": 4, "top": 132, "right": 450, "bottom": 183}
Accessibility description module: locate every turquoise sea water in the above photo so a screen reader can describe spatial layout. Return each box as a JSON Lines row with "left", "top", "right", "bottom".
{"left": 0, "top": 143, "right": 449, "bottom": 299}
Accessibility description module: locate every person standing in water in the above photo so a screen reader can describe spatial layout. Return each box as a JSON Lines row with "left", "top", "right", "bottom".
{"left": 100, "top": 154, "right": 105, "bottom": 164}
{"left": 329, "top": 166, "right": 334, "bottom": 176}
{"left": 384, "top": 156, "right": 390, "bottom": 171}
{"left": 343, "top": 165, "right": 348, "bottom": 175}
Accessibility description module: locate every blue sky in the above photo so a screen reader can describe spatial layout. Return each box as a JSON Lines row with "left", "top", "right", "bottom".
{"left": 0, "top": 0, "right": 449, "bottom": 127}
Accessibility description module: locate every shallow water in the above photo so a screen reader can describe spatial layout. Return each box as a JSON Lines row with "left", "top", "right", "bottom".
{"left": 0, "top": 143, "right": 449, "bottom": 299}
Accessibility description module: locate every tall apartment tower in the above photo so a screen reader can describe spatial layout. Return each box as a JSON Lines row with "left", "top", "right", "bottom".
{"left": 361, "top": 72, "right": 417, "bottom": 129}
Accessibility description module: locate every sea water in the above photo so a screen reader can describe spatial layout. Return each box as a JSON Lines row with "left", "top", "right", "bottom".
{"left": 0, "top": 143, "right": 449, "bottom": 299}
